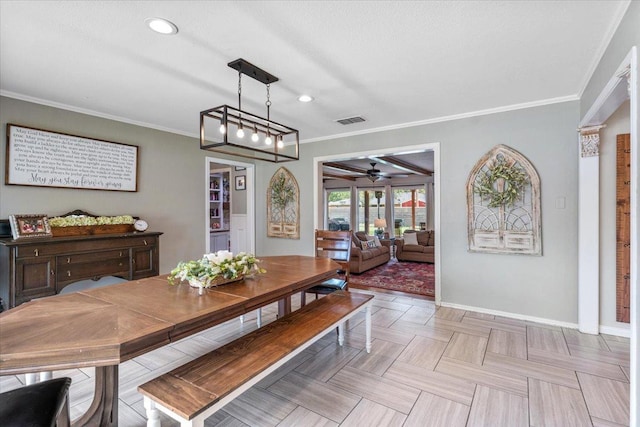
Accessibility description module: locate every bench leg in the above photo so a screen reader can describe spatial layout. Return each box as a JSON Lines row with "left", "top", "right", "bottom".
{"left": 181, "top": 419, "right": 204, "bottom": 427}
{"left": 338, "top": 323, "right": 345, "bottom": 346}
{"left": 143, "top": 397, "right": 161, "bottom": 427}
{"left": 365, "top": 304, "right": 372, "bottom": 353}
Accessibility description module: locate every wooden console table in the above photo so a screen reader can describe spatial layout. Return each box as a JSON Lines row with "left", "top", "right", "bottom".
{"left": 0, "top": 232, "right": 162, "bottom": 309}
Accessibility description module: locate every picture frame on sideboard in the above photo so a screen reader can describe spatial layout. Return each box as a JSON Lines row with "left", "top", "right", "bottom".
{"left": 8, "top": 214, "right": 52, "bottom": 240}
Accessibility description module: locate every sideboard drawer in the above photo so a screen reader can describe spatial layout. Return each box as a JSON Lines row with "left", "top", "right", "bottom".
{"left": 57, "top": 259, "right": 129, "bottom": 283}
{"left": 16, "top": 243, "right": 68, "bottom": 259}
{"left": 126, "top": 236, "right": 158, "bottom": 248}
{"left": 57, "top": 249, "right": 128, "bottom": 266}
{"left": 55, "top": 248, "right": 135, "bottom": 285}
{"left": 15, "top": 235, "right": 156, "bottom": 258}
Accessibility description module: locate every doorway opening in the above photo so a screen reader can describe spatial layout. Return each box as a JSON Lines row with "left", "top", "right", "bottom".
{"left": 205, "top": 157, "right": 255, "bottom": 255}
{"left": 313, "top": 142, "right": 441, "bottom": 304}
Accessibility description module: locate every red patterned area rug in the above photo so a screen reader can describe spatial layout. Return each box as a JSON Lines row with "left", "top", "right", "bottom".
{"left": 349, "top": 260, "right": 435, "bottom": 297}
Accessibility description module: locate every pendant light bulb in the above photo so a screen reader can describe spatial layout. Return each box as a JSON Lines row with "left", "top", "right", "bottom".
{"left": 265, "top": 133, "right": 273, "bottom": 146}
{"left": 251, "top": 126, "right": 259, "bottom": 142}
{"left": 277, "top": 136, "right": 284, "bottom": 149}
{"left": 219, "top": 117, "right": 226, "bottom": 134}
{"left": 236, "top": 122, "right": 244, "bottom": 138}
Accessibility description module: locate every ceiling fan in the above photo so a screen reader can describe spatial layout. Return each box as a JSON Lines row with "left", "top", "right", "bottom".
{"left": 366, "top": 162, "right": 383, "bottom": 182}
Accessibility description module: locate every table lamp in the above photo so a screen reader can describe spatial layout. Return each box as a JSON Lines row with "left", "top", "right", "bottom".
{"left": 374, "top": 218, "right": 387, "bottom": 238}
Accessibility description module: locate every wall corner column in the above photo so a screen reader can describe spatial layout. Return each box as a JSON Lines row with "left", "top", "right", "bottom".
{"left": 578, "top": 126, "right": 604, "bottom": 334}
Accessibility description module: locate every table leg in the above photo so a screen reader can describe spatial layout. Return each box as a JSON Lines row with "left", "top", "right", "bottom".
{"left": 365, "top": 304, "right": 372, "bottom": 353}
{"left": 25, "top": 373, "right": 38, "bottom": 385}
{"left": 72, "top": 365, "right": 118, "bottom": 427}
{"left": 278, "top": 297, "right": 291, "bottom": 317}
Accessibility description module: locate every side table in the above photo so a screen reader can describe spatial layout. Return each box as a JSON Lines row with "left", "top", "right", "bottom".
{"left": 381, "top": 237, "right": 396, "bottom": 259}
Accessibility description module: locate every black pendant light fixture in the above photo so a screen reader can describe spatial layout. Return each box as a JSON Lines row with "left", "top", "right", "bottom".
{"left": 200, "top": 58, "right": 299, "bottom": 162}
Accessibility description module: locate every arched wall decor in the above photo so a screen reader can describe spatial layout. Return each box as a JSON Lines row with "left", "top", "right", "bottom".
{"left": 267, "top": 167, "right": 300, "bottom": 239}
{"left": 466, "top": 144, "right": 541, "bottom": 255}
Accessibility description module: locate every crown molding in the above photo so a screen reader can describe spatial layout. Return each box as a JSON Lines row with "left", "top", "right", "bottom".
{"left": 301, "top": 95, "right": 579, "bottom": 144}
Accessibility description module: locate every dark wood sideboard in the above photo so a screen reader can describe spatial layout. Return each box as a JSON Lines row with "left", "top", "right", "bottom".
{"left": 0, "top": 232, "right": 162, "bottom": 309}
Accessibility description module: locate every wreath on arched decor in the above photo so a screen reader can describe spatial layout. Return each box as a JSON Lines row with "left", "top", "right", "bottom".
{"left": 474, "top": 157, "right": 528, "bottom": 208}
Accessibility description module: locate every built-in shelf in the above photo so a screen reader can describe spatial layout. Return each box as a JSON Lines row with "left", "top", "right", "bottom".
{"left": 209, "top": 170, "right": 231, "bottom": 251}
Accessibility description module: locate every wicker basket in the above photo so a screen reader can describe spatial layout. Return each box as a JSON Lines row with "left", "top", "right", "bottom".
{"left": 188, "top": 275, "right": 244, "bottom": 289}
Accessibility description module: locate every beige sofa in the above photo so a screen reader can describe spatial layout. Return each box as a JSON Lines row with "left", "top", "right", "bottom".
{"left": 350, "top": 231, "right": 391, "bottom": 274}
{"left": 396, "top": 230, "right": 435, "bottom": 263}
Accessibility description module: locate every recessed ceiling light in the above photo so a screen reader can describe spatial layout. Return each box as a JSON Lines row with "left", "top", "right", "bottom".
{"left": 297, "top": 94, "right": 314, "bottom": 103}
{"left": 145, "top": 18, "right": 178, "bottom": 35}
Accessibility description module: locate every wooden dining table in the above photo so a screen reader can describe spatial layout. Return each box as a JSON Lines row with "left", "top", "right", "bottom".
{"left": 0, "top": 255, "right": 338, "bottom": 427}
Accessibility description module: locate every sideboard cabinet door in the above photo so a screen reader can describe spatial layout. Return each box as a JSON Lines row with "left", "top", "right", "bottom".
{"left": 15, "top": 256, "right": 56, "bottom": 306}
{"left": 132, "top": 244, "right": 158, "bottom": 279}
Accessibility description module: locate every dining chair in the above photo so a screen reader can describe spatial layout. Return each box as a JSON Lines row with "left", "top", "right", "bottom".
{"left": 302, "top": 229, "right": 352, "bottom": 306}
{"left": 0, "top": 377, "right": 72, "bottom": 427}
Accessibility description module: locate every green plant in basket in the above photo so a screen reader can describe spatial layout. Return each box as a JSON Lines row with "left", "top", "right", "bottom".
{"left": 168, "top": 250, "right": 266, "bottom": 288}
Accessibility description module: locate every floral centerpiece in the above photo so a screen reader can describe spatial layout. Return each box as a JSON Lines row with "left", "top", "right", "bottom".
{"left": 168, "top": 250, "right": 266, "bottom": 294}
{"left": 48, "top": 212, "right": 136, "bottom": 236}
{"left": 49, "top": 214, "right": 135, "bottom": 227}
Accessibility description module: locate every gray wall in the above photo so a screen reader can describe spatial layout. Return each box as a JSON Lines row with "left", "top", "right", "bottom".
{"left": 231, "top": 168, "right": 248, "bottom": 215}
{"left": 255, "top": 101, "right": 580, "bottom": 323}
{"left": 581, "top": 1, "right": 639, "bottom": 117}
{"left": 0, "top": 96, "right": 219, "bottom": 273}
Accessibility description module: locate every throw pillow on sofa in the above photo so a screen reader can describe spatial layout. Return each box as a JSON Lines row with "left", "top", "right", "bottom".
{"left": 361, "top": 240, "right": 377, "bottom": 250}
{"left": 403, "top": 232, "right": 419, "bottom": 246}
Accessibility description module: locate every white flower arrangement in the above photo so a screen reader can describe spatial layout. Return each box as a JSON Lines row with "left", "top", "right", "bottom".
{"left": 168, "top": 250, "right": 266, "bottom": 289}
{"left": 49, "top": 214, "right": 135, "bottom": 227}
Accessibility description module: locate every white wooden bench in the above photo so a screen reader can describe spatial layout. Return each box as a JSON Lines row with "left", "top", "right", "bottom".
{"left": 138, "top": 290, "right": 373, "bottom": 427}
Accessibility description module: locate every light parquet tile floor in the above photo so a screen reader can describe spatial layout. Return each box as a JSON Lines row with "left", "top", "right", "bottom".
{"left": 0, "top": 290, "right": 631, "bottom": 426}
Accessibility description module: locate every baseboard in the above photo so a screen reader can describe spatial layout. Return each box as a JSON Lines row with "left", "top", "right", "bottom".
{"left": 439, "top": 301, "right": 579, "bottom": 330}
{"left": 599, "top": 325, "right": 631, "bottom": 338}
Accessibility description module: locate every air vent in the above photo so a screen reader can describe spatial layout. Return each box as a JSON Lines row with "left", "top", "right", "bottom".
{"left": 336, "top": 116, "right": 366, "bottom": 125}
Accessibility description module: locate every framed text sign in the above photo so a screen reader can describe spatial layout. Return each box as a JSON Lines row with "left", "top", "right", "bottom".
{"left": 6, "top": 124, "right": 139, "bottom": 192}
